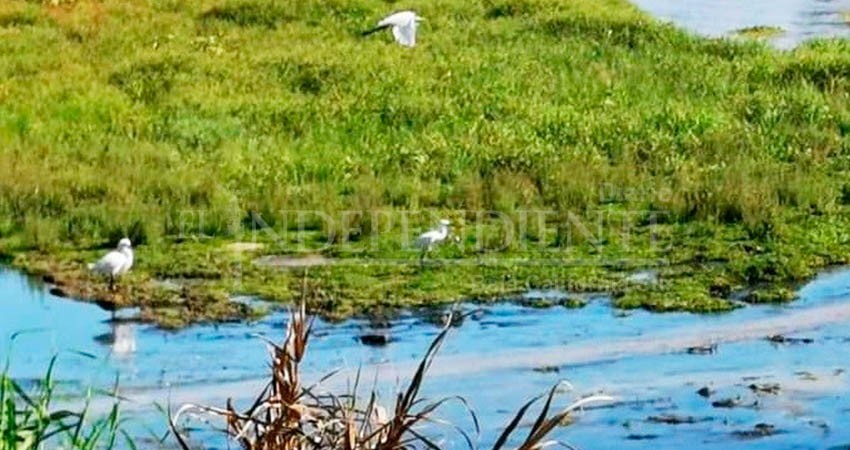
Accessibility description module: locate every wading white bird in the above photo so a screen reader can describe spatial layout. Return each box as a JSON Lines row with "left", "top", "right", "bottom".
{"left": 415, "top": 219, "right": 450, "bottom": 264}
{"left": 362, "top": 10, "right": 424, "bottom": 47}
{"left": 89, "top": 238, "right": 134, "bottom": 290}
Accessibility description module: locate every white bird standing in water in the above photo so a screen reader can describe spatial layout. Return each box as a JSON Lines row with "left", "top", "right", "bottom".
{"left": 89, "top": 238, "right": 134, "bottom": 290}
{"left": 415, "top": 219, "right": 450, "bottom": 264}
{"left": 362, "top": 10, "right": 424, "bottom": 47}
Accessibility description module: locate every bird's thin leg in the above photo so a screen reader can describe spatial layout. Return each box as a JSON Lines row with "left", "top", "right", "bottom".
{"left": 419, "top": 249, "right": 426, "bottom": 267}
{"left": 109, "top": 275, "right": 115, "bottom": 292}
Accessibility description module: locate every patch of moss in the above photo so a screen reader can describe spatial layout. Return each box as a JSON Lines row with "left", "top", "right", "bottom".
{"left": 9, "top": 210, "right": 850, "bottom": 327}
{"left": 614, "top": 281, "right": 736, "bottom": 313}
{"left": 521, "top": 298, "right": 556, "bottom": 308}
{"left": 559, "top": 297, "right": 588, "bottom": 309}
{"left": 743, "top": 286, "right": 798, "bottom": 304}
{"left": 734, "top": 25, "right": 784, "bottom": 39}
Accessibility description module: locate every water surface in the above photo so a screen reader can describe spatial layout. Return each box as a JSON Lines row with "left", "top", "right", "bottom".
{"left": 3, "top": 267, "right": 850, "bottom": 448}
{"left": 632, "top": 0, "right": 850, "bottom": 48}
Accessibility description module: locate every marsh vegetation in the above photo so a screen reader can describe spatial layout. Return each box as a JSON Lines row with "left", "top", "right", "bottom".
{"left": 2, "top": 0, "right": 850, "bottom": 324}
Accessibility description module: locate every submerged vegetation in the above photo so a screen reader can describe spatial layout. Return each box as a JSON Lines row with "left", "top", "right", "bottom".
{"left": 734, "top": 25, "right": 785, "bottom": 40}
{"left": 3, "top": 0, "right": 850, "bottom": 324}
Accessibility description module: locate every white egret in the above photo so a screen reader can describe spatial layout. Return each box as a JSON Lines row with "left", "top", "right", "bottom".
{"left": 362, "top": 10, "right": 424, "bottom": 47}
{"left": 89, "top": 237, "right": 134, "bottom": 290}
{"left": 415, "top": 219, "right": 450, "bottom": 264}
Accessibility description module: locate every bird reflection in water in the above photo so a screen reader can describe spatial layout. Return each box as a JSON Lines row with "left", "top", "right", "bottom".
{"left": 93, "top": 321, "right": 136, "bottom": 356}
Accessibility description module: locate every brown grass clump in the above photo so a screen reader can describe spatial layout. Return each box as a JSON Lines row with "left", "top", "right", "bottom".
{"left": 169, "top": 300, "right": 613, "bottom": 450}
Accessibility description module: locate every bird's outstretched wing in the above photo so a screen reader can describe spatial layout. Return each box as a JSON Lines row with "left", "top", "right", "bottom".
{"left": 393, "top": 21, "right": 416, "bottom": 47}
{"left": 364, "top": 11, "right": 418, "bottom": 46}
{"left": 378, "top": 11, "right": 414, "bottom": 28}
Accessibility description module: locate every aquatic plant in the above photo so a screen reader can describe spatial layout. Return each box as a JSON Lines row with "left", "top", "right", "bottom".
{"left": 734, "top": 25, "right": 784, "bottom": 39}
{"left": 170, "top": 302, "right": 612, "bottom": 449}
{"left": 0, "top": 352, "right": 130, "bottom": 450}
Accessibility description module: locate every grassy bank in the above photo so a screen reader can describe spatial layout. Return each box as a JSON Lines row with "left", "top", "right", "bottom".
{"left": 3, "top": 0, "right": 850, "bottom": 326}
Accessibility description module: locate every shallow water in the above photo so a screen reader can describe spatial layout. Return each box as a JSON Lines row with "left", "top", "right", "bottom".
{"left": 632, "top": 0, "right": 850, "bottom": 49}
{"left": 3, "top": 267, "right": 850, "bottom": 448}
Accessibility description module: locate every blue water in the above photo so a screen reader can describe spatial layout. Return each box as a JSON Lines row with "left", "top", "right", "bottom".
{"left": 633, "top": 0, "right": 850, "bottom": 49}
{"left": 3, "top": 266, "right": 850, "bottom": 448}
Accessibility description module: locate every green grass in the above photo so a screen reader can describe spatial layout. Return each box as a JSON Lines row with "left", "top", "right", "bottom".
{"left": 3, "top": 0, "right": 850, "bottom": 324}
{"left": 1, "top": 355, "right": 129, "bottom": 449}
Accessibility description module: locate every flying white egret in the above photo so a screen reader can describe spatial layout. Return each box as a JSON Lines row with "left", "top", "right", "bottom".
{"left": 415, "top": 219, "right": 450, "bottom": 264}
{"left": 89, "top": 237, "right": 134, "bottom": 290}
{"left": 362, "top": 10, "right": 424, "bottom": 47}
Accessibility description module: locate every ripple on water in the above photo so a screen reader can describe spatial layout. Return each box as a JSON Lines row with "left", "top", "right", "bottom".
{"left": 631, "top": 0, "right": 850, "bottom": 49}
{"left": 4, "top": 266, "right": 850, "bottom": 448}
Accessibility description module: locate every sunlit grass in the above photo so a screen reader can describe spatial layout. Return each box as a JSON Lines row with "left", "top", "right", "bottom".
{"left": 3, "top": 0, "right": 850, "bottom": 321}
